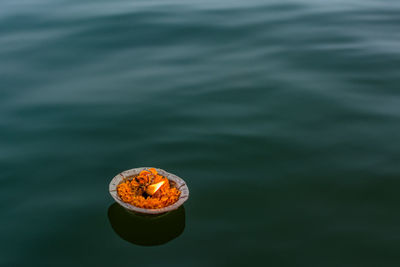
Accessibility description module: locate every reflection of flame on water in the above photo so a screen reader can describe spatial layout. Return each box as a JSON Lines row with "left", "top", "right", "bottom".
{"left": 145, "top": 181, "right": 165, "bottom": 196}
{"left": 107, "top": 203, "right": 185, "bottom": 246}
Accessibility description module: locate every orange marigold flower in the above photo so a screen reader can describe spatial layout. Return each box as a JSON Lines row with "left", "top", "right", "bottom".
{"left": 117, "top": 168, "right": 181, "bottom": 209}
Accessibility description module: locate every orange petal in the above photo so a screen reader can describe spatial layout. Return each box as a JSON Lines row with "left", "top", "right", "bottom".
{"left": 148, "top": 168, "right": 158, "bottom": 175}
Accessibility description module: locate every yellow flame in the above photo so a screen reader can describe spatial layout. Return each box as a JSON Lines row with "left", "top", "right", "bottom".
{"left": 145, "top": 181, "right": 165, "bottom": 195}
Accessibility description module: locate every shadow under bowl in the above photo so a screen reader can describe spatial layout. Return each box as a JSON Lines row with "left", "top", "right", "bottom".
{"left": 108, "top": 203, "right": 186, "bottom": 246}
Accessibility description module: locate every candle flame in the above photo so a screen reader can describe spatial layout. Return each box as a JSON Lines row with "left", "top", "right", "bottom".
{"left": 145, "top": 181, "right": 165, "bottom": 195}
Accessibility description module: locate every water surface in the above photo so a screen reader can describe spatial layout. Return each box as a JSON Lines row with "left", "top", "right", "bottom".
{"left": 1, "top": 0, "right": 400, "bottom": 266}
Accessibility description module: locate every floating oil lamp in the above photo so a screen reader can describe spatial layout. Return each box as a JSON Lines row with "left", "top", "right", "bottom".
{"left": 109, "top": 167, "right": 189, "bottom": 215}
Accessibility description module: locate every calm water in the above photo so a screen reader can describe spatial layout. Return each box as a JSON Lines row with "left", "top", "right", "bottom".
{"left": 1, "top": 0, "right": 400, "bottom": 266}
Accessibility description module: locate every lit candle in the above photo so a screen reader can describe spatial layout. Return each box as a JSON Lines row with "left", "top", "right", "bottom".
{"left": 145, "top": 181, "right": 165, "bottom": 196}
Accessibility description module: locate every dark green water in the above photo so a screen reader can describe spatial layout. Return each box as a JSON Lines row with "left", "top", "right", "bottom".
{"left": 1, "top": 0, "right": 400, "bottom": 266}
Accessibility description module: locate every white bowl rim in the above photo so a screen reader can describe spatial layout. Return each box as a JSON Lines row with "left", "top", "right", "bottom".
{"left": 109, "top": 167, "right": 189, "bottom": 215}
